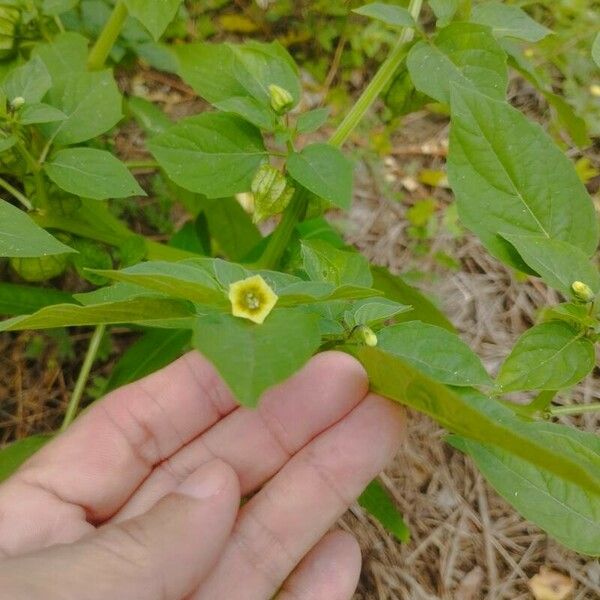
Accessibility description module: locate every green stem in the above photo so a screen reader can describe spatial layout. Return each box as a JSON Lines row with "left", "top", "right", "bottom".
{"left": 60, "top": 324, "right": 106, "bottom": 431}
{"left": 549, "top": 402, "right": 600, "bottom": 417}
{"left": 87, "top": 0, "right": 128, "bottom": 71}
{"left": 329, "top": 0, "right": 423, "bottom": 148}
{"left": 126, "top": 159, "right": 160, "bottom": 170}
{"left": 14, "top": 140, "right": 49, "bottom": 209}
{"left": 523, "top": 389, "right": 557, "bottom": 416}
{"left": 0, "top": 176, "right": 32, "bottom": 210}
{"left": 256, "top": 189, "right": 309, "bottom": 270}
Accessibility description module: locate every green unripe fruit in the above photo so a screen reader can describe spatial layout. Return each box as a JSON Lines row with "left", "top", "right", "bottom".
{"left": 571, "top": 280, "right": 595, "bottom": 303}
{"left": 251, "top": 163, "right": 295, "bottom": 222}
{"left": 268, "top": 83, "right": 294, "bottom": 115}
{"left": 0, "top": 5, "right": 20, "bottom": 60}
{"left": 356, "top": 325, "right": 378, "bottom": 347}
{"left": 10, "top": 254, "right": 69, "bottom": 282}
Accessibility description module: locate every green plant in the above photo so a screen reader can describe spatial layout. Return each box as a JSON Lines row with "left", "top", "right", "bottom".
{"left": 0, "top": 0, "right": 599, "bottom": 558}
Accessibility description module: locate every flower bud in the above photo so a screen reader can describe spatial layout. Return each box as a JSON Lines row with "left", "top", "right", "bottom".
{"left": 229, "top": 274, "right": 279, "bottom": 324}
{"left": 571, "top": 280, "right": 595, "bottom": 303}
{"left": 268, "top": 83, "right": 294, "bottom": 115}
{"left": 10, "top": 96, "right": 24, "bottom": 110}
{"left": 356, "top": 325, "right": 378, "bottom": 347}
{"left": 251, "top": 163, "right": 294, "bottom": 222}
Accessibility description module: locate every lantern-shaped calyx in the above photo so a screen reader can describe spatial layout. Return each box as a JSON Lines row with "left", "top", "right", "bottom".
{"left": 228, "top": 275, "right": 278, "bottom": 324}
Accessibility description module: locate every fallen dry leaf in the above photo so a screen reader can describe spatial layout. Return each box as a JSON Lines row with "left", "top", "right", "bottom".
{"left": 528, "top": 567, "right": 574, "bottom": 600}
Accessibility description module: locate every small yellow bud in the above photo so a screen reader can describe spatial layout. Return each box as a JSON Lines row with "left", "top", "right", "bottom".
{"left": 10, "top": 96, "right": 24, "bottom": 110}
{"left": 590, "top": 84, "right": 600, "bottom": 98}
{"left": 357, "top": 325, "right": 378, "bottom": 347}
{"left": 268, "top": 83, "right": 294, "bottom": 115}
{"left": 229, "top": 274, "right": 278, "bottom": 324}
{"left": 571, "top": 280, "right": 595, "bottom": 303}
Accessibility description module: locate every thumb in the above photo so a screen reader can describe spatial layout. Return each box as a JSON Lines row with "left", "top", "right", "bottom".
{"left": 2, "top": 459, "right": 240, "bottom": 600}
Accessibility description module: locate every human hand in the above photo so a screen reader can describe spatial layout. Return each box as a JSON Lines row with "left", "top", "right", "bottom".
{"left": 0, "top": 351, "right": 404, "bottom": 599}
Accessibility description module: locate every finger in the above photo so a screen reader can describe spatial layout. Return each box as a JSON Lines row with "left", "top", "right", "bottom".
{"left": 192, "top": 394, "right": 405, "bottom": 600}
{"left": 113, "top": 351, "right": 367, "bottom": 522}
{"left": 277, "top": 531, "right": 361, "bottom": 600}
{"left": 0, "top": 460, "right": 240, "bottom": 600}
{"left": 11, "top": 352, "right": 237, "bottom": 522}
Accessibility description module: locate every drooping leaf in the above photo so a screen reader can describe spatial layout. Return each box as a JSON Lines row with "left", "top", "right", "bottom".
{"left": 472, "top": 1, "right": 552, "bottom": 42}
{"left": 123, "top": 0, "right": 183, "bottom": 41}
{"left": 377, "top": 321, "right": 492, "bottom": 386}
{"left": 448, "top": 85, "right": 599, "bottom": 270}
{"left": 0, "top": 435, "right": 52, "bottom": 483}
{"left": 287, "top": 143, "right": 353, "bottom": 209}
{"left": 0, "top": 298, "right": 196, "bottom": 332}
{"left": 501, "top": 233, "right": 600, "bottom": 296}
{"left": 296, "top": 108, "right": 330, "bottom": 134}
{"left": 45, "top": 148, "right": 145, "bottom": 200}
{"left": 371, "top": 267, "right": 455, "bottom": 331}
{"left": 428, "top": 0, "right": 458, "bottom": 27}
{"left": 345, "top": 297, "right": 411, "bottom": 327}
{"left": 358, "top": 480, "right": 410, "bottom": 542}
{"left": 149, "top": 112, "right": 267, "bottom": 198}
{"left": 0, "top": 200, "right": 74, "bottom": 258}
{"left": 496, "top": 321, "right": 595, "bottom": 392}
{"left": 41, "top": 70, "right": 123, "bottom": 146}
{"left": 353, "top": 3, "right": 416, "bottom": 28}
{"left": 452, "top": 424, "right": 600, "bottom": 556}
{"left": 301, "top": 240, "right": 372, "bottom": 287}
{"left": 407, "top": 23, "right": 508, "bottom": 104}
{"left": 193, "top": 309, "right": 321, "bottom": 406}
{"left": 105, "top": 328, "right": 191, "bottom": 392}
{"left": 356, "top": 347, "right": 600, "bottom": 496}
{"left": 92, "top": 261, "right": 226, "bottom": 306}
{"left": 0, "top": 283, "right": 74, "bottom": 316}
{"left": 2, "top": 56, "right": 51, "bottom": 103}
{"left": 127, "top": 96, "right": 172, "bottom": 136}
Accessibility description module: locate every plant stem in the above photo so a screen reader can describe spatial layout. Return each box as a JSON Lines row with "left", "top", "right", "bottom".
{"left": 126, "top": 159, "right": 160, "bottom": 170}
{"left": 87, "top": 0, "right": 128, "bottom": 71}
{"left": 60, "top": 324, "right": 106, "bottom": 431}
{"left": 256, "top": 189, "right": 309, "bottom": 269}
{"left": 522, "top": 389, "right": 557, "bottom": 416}
{"left": 549, "top": 402, "right": 600, "bottom": 417}
{"left": 0, "top": 176, "right": 32, "bottom": 210}
{"left": 14, "top": 140, "right": 49, "bottom": 209}
{"left": 329, "top": 0, "right": 423, "bottom": 148}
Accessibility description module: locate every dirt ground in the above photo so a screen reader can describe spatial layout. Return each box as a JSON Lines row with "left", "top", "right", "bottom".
{"left": 1, "top": 74, "right": 599, "bottom": 599}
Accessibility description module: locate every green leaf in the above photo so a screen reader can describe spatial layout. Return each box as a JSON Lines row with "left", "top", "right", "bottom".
{"left": 447, "top": 85, "right": 599, "bottom": 270}
{"left": 353, "top": 3, "right": 416, "bottom": 28}
{"left": 296, "top": 108, "right": 329, "bottom": 134}
{"left": 377, "top": 321, "right": 492, "bottom": 386}
{"left": 105, "top": 328, "right": 191, "bottom": 392}
{"left": 593, "top": 32, "right": 600, "bottom": 68}
{"left": 149, "top": 112, "right": 267, "bottom": 198}
{"left": 497, "top": 321, "right": 595, "bottom": 392}
{"left": 371, "top": 267, "right": 455, "bottom": 332}
{"left": 301, "top": 240, "right": 372, "bottom": 287}
{"left": 0, "top": 200, "right": 74, "bottom": 258}
{"left": 428, "top": 0, "right": 458, "bottom": 27}
{"left": 202, "top": 197, "right": 262, "bottom": 261}
{"left": 287, "top": 143, "right": 353, "bottom": 209}
{"left": 501, "top": 233, "right": 600, "bottom": 296}
{"left": 0, "top": 283, "right": 74, "bottom": 316}
{"left": 45, "top": 148, "right": 145, "bottom": 200}
{"left": 214, "top": 95, "right": 276, "bottom": 130}
{"left": 193, "top": 309, "right": 321, "bottom": 406}
{"left": 0, "top": 435, "right": 52, "bottom": 483}
{"left": 19, "top": 103, "right": 67, "bottom": 125}
{"left": 452, "top": 425, "right": 600, "bottom": 556}
{"left": 2, "top": 56, "right": 51, "bottom": 103}
{"left": 123, "top": 0, "right": 182, "bottom": 41}
{"left": 0, "top": 135, "right": 16, "bottom": 152}
{"left": 41, "top": 70, "right": 123, "bottom": 146}
{"left": 356, "top": 347, "right": 600, "bottom": 496}
{"left": 93, "top": 261, "right": 226, "bottom": 306}
{"left": 472, "top": 1, "right": 552, "bottom": 43}
{"left": 32, "top": 32, "right": 89, "bottom": 79}
{"left": 42, "top": 0, "right": 78, "bottom": 16}
{"left": 127, "top": 96, "right": 172, "bottom": 136}
{"left": 407, "top": 23, "right": 508, "bottom": 104}
{"left": 0, "top": 298, "right": 196, "bottom": 332}
{"left": 358, "top": 480, "right": 410, "bottom": 542}
{"left": 176, "top": 41, "right": 300, "bottom": 114}
{"left": 346, "top": 297, "right": 411, "bottom": 327}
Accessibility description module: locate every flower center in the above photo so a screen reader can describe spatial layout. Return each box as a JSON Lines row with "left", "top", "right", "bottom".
{"left": 244, "top": 292, "right": 261, "bottom": 310}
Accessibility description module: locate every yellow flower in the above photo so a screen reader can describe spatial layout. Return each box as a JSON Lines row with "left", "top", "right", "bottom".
{"left": 228, "top": 274, "right": 278, "bottom": 324}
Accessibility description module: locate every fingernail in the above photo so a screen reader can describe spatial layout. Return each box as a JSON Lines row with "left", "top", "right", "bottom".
{"left": 177, "top": 459, "right": 230, "bottom": 500}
